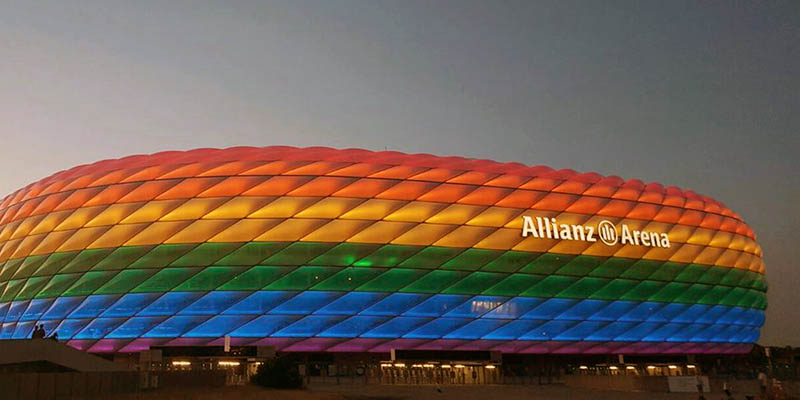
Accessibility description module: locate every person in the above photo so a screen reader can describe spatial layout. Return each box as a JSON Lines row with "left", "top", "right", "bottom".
{"left": 49, "top": 332, "right": 58, "bottom": 341}
{"left": 757, "top": 370, "right": 768, "bottom": 394}
{"left": 31, "top": 324, "right": 43, "bottom": 339}
{"left": 695, "top": 375, "right": 705, "bottom": 400}
{"left": 722, "top": 380, "right": 732, "bottom": 399}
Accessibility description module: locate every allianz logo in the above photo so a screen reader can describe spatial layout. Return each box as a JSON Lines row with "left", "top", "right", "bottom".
{"left": 521, "top": 216, "right": 671, "bottom": 248}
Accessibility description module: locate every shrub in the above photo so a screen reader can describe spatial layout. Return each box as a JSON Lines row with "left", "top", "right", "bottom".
{"left": 251, "top": 356, "right": 304, "bottom": 389}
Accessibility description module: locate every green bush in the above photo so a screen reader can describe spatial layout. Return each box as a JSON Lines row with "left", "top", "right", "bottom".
{"left": 251, "top": 356, "right": 304, "bottom": 389}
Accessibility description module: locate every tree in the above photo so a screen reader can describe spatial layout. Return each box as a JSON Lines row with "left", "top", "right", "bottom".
{"left": 251, "top": 356, "right": 304, "bottom": 389}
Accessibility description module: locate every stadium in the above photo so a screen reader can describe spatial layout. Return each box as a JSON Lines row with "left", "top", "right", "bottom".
{"left": 0, "top": 146, "right": 766, "bottom": 382}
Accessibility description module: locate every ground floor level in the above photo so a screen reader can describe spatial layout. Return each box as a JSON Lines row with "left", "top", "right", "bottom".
{"left": 110, "top": 346, "right": 779, "bottom": 385}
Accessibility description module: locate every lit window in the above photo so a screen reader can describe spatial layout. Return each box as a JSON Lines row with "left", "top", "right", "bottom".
{"left": 218, "top": 361, "right": 240, "bottom": 366}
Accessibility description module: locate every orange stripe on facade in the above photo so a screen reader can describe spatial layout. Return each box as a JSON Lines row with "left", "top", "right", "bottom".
{"left": 0, "top": 147, "right": 764, "bottom": 282}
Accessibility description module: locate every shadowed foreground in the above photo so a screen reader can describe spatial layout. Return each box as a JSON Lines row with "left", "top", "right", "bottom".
{"left": 96, "top": 384, "right": 719, "bottom": 400}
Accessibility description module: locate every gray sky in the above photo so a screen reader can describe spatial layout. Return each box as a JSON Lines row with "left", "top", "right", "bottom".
{"left": 0, "top": 0, "right": 797, "bottom": 345}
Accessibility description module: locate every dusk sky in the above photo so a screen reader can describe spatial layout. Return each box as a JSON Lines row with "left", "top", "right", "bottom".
{"left": 0, "top": 1, "right": 797, "bottom": 345}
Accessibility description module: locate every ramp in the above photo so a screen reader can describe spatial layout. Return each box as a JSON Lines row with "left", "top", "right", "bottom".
{"left": 0, "top": 340, "right": 130, "bottom": 372}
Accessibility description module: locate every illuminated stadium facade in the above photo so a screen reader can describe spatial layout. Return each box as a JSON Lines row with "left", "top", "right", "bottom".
{"left": 0, "top": 146, "right": 766, "bottom": 355}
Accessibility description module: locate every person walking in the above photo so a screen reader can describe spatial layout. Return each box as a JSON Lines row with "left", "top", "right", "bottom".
{"left": 757, "top": 370, "right": 768, "bottom": 394}
{"left": 695, "top": 375, "right": 706, "bottom": 400}
{"left": 723, "top": 380, "right": 732, "bottom": 399}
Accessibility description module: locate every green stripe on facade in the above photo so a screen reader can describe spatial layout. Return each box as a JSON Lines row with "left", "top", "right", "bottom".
{"left": 0, "top": 242, "right": 767, "bottom": 310}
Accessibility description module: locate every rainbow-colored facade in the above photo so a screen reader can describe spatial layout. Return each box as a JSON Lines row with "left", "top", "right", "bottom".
{"left": 0, "top": 147, "right": 766, "bottom": 354}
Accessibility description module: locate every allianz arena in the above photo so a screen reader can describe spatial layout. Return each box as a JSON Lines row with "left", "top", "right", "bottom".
{"left": 0, "top": 146, "right": 766, "bottom": 354}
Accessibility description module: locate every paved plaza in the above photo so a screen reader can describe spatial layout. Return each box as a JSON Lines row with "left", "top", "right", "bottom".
{"left": 310, "top": 383, "right": 719, "bottom": 400}
{"left": 101, "top": 383, "right": 741, "bottom": 400}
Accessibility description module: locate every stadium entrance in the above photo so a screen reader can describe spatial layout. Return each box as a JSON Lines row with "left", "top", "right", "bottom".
{"left": 376, "top": 349, "right": 501, "bottom": 385}
{"left": 377, "top": 362, "right": 500, "bottom": 385}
